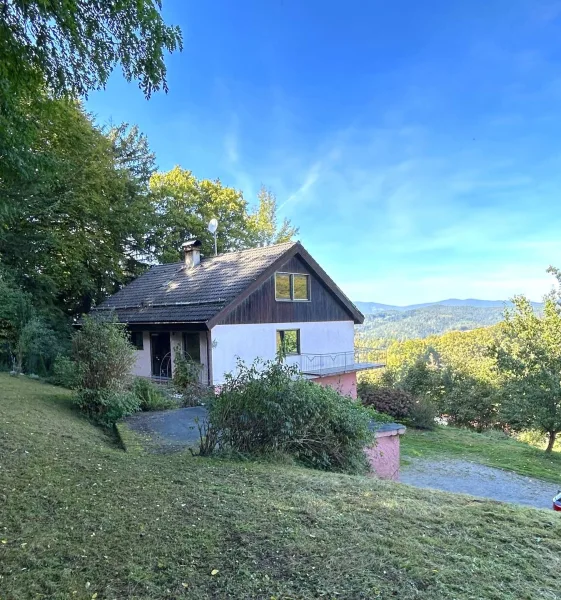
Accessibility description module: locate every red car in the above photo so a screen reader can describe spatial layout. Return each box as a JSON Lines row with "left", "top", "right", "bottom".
{"left": 554, "top": 492, "right": 561, "bottom": 511}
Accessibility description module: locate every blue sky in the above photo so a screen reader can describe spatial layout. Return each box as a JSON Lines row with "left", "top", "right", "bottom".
{"left": 86, "top": 0, "right": 561, "bottom": 305}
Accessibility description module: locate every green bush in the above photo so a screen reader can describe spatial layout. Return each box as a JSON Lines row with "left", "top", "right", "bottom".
{"left": 408, "top": 397, "right": 438, "bottom": 430}
{"left": 440, "top": 376, "right": 500, "bottom": 431}
{"left": 358, "top": 383, "right": 414, "bottom": 420}
{"left": 395, "top": 353, "right": 445, "bottom": 404}
{"left": 133, "top": 377, "right": 178, "bottom": 411}
{"left": 207, "top": 359, "right": 373, "bottom": 473}
{"left": 16, "top": 317, "right": 61, "bottom": 375}
{"left": 72, "top": 314, "right": 137, "bottom": 424}
{"left": 75, "top": 389, "right": 140, "bottom": 426}
{"left": 51, "top": 355, "right": 81, "bottom": 389}
{"left": 73, "top": 314, "right": 136, "bottom": 391}
{"left": 172, "top": 348, "right": 207, "bottom": 406}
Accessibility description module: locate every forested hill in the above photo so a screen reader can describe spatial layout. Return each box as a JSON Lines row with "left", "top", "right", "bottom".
{"left": 356, "top": 305, "right": 509, "bottom": 340}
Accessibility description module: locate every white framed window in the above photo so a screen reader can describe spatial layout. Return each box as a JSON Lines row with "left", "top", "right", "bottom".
{"left": 275, "top": 272, "right": 310, "bottom": 302}
{"left": 276, "top": 329, "right": 301, "bottom": 355}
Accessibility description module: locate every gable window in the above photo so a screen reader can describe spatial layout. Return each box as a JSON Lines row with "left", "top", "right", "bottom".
{"left": 275, "top": 273, "right": 292, "bottom": 300}
{"left": 276, "top": 329, "right": 300, "bottom": 355}
{"left": 129, "top": 331, "right": 144, "bottom": 350}
{"left": 275, "top": 272, "right": 310, "bottom": 302}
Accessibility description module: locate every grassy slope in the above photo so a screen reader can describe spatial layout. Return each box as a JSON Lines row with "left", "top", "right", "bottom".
{"left": 402, "top": 426, "right": 561, "bottom": 484}
{"left": 1, "top": 375, "right": 560, "bottom": 600}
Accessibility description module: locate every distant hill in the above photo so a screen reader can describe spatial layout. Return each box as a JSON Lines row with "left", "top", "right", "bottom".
{"left": 355, "top": 303, "right": 542, "bottom": 341}
{"left": 355, "top": 298, "right": 542, "bottom": 314}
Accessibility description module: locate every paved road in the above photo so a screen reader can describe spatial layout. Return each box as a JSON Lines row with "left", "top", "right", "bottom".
{"left": 401, "top": 458, "right": 559, "bottom": 510}
{"left": 125, "top": 406, "right": 208, "bottom": 451}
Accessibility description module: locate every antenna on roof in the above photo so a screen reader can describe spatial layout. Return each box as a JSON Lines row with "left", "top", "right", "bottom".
{"left": 208, "top": 218, "right": 218, "bottom": 256}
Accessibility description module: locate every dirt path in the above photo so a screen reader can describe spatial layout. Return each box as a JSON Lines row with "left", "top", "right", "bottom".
{"left": 400, "top": 458, "right": 559, "bottom": 510}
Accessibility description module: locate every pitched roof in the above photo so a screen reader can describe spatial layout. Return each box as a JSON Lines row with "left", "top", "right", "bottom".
{"left": 91, "top": 242, "right": 298, "bottom": 324}
{"left": 91, "top": 241, "right": 364, "bottom": 326}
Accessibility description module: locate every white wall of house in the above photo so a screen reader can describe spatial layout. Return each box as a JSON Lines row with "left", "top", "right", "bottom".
{"left": 210, "top": 320, "right": 355, "bottom": 385}
{"left": 132, "top": 331, "right": 151, "bottom": 377}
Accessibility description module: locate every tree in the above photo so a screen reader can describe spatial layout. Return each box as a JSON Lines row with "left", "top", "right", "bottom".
{"left": 149, "top": 171, "right": 300, "bottom": 262}
{"left": 0, "top": 97, "right": 156, "bottom": 317}
{"left": 0, "top": 269, "right": 33, "bottom": 369}
{"left": 0, "top": 0, "right": 182, "bottom": 98}
{"left": 496, "top": 277, "right": 561, "bottom": 452}
{"left": 149, "top": 167, "right": 255, "bottom": 262}
{"left": 247, "top": 187, "right": 299, "bottom": 246}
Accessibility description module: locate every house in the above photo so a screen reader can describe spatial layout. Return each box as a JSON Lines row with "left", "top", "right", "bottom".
{"left": 89, "top": 240, "right": 383, "bottom": 398}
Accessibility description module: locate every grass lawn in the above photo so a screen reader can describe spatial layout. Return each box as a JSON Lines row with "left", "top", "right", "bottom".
{"left": 401, "top": 425, "right": 561, "bottom": 484}
{"left": 1, "top": 374, "right": 561, "bottom": 600}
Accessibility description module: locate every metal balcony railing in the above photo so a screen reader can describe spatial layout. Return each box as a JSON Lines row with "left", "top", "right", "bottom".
{"left": 297, "top": 347, "right": 386, "bottom": 377}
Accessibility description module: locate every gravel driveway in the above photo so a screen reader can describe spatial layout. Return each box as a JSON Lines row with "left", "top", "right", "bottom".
{"left": 400, "top": 458, "right": 559, "bottom": 510}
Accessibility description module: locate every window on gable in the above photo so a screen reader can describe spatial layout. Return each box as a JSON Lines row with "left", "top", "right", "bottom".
{"left": 292, "top": 274, "right": 310, "bottom": 300}
{"left": 129, "top": 331, "right": 144, "bottom": 350}
{"left": 276, "top": 329, "right": 300, "bottom": 355}
{"left": 275, "top": 273, "right": 291, "bottom": 300}
{"left": 275, "top": 273, "right": 310, "bottom": 301}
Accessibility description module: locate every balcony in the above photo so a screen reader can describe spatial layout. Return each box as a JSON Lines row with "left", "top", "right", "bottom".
{"left": 297, "top": 347, "right": 386, "bottom": 378}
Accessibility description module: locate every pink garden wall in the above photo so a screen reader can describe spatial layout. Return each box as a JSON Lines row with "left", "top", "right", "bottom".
{"left": 364, "top": 425, "right": 406, "bottom": 481}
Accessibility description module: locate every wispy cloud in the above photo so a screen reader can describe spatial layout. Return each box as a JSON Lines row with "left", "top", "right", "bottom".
{"left": 280, "top": 160, "right": 322, "bottom": 209}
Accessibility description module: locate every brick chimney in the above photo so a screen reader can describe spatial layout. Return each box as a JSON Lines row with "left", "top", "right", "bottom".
{"left": 182, "top": 239, "right": 202, "bottom": 269}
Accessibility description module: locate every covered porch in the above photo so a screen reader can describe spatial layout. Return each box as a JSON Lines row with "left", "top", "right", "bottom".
{"left": 127, "top": 324, "right": 210, "bottom": 385}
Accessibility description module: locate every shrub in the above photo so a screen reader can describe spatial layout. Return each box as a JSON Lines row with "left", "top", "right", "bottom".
{"left": 408, "top": 397, "right": 438, "bottom": 430}
{"left": 133, "top": 377, "right": 178, "bottom": 411}
{"left": 73, "top": 314, "right": 136, "bottom": 391}
{"left": 76, "top": 389, "right": 140, "bottom": 426}
{"left": 72, "top": 314, "right": 137, "bottom": 424}
{"left": 16, "top": 317, "right": 61, "bottom": 375}
{"left": 395, "top": 353, "right": 445, "bottom": 404}
{"left": 358, "top": 383, "right": 414, "bottom": 420}
{"left": 51, "top": 355, "right": 81, "bottom": 389}
{"left": 207, "top": 359, "right": 373, "bottom": 473}
{"left": 172, "top": 348, "right": 207, "bottom": 406}
{"left": 440, "top": 376, "right": 500, "bottom": 431}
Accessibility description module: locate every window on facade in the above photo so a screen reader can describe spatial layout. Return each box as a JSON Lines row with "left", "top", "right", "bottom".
{"left": 129, "top": 331, "right": 144, "bottom": 350}
{"left": 275, "top": 273, "right": 310, "bottom": 301}
{"left": 183, "top": 332, "right": 201, "bottom": 362}
{"left": 275, "top": 273, "right": 291, "bottom": 300}
{"left": 276, "top": 329, "right": 300, "bottom": 355}
{"left": 292, "top": 274, "right": 310, "bottom": 300}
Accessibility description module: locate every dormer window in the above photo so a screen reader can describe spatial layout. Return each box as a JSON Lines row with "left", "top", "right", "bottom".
{"left": 275, "top": 272, "right": 310, "bottom": 301}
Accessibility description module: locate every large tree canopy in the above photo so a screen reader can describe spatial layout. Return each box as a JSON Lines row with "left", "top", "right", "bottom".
{"left": 149, "top": 167, "right": 299, "bottom": 262}
{"left": 0, "top": 0, "right": 182, "bottom": 98}
{"left": 0, "top": 96, "right": 156, "bottom": 317}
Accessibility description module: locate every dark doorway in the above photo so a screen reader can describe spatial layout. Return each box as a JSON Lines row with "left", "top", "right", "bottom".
{"left": 151, "top": 333, "right": 171, "bottom": 378}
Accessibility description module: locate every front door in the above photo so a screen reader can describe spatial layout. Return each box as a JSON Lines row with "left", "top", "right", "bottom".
{"left": 151, "top": 333, "right": 171, "bottom": 378}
